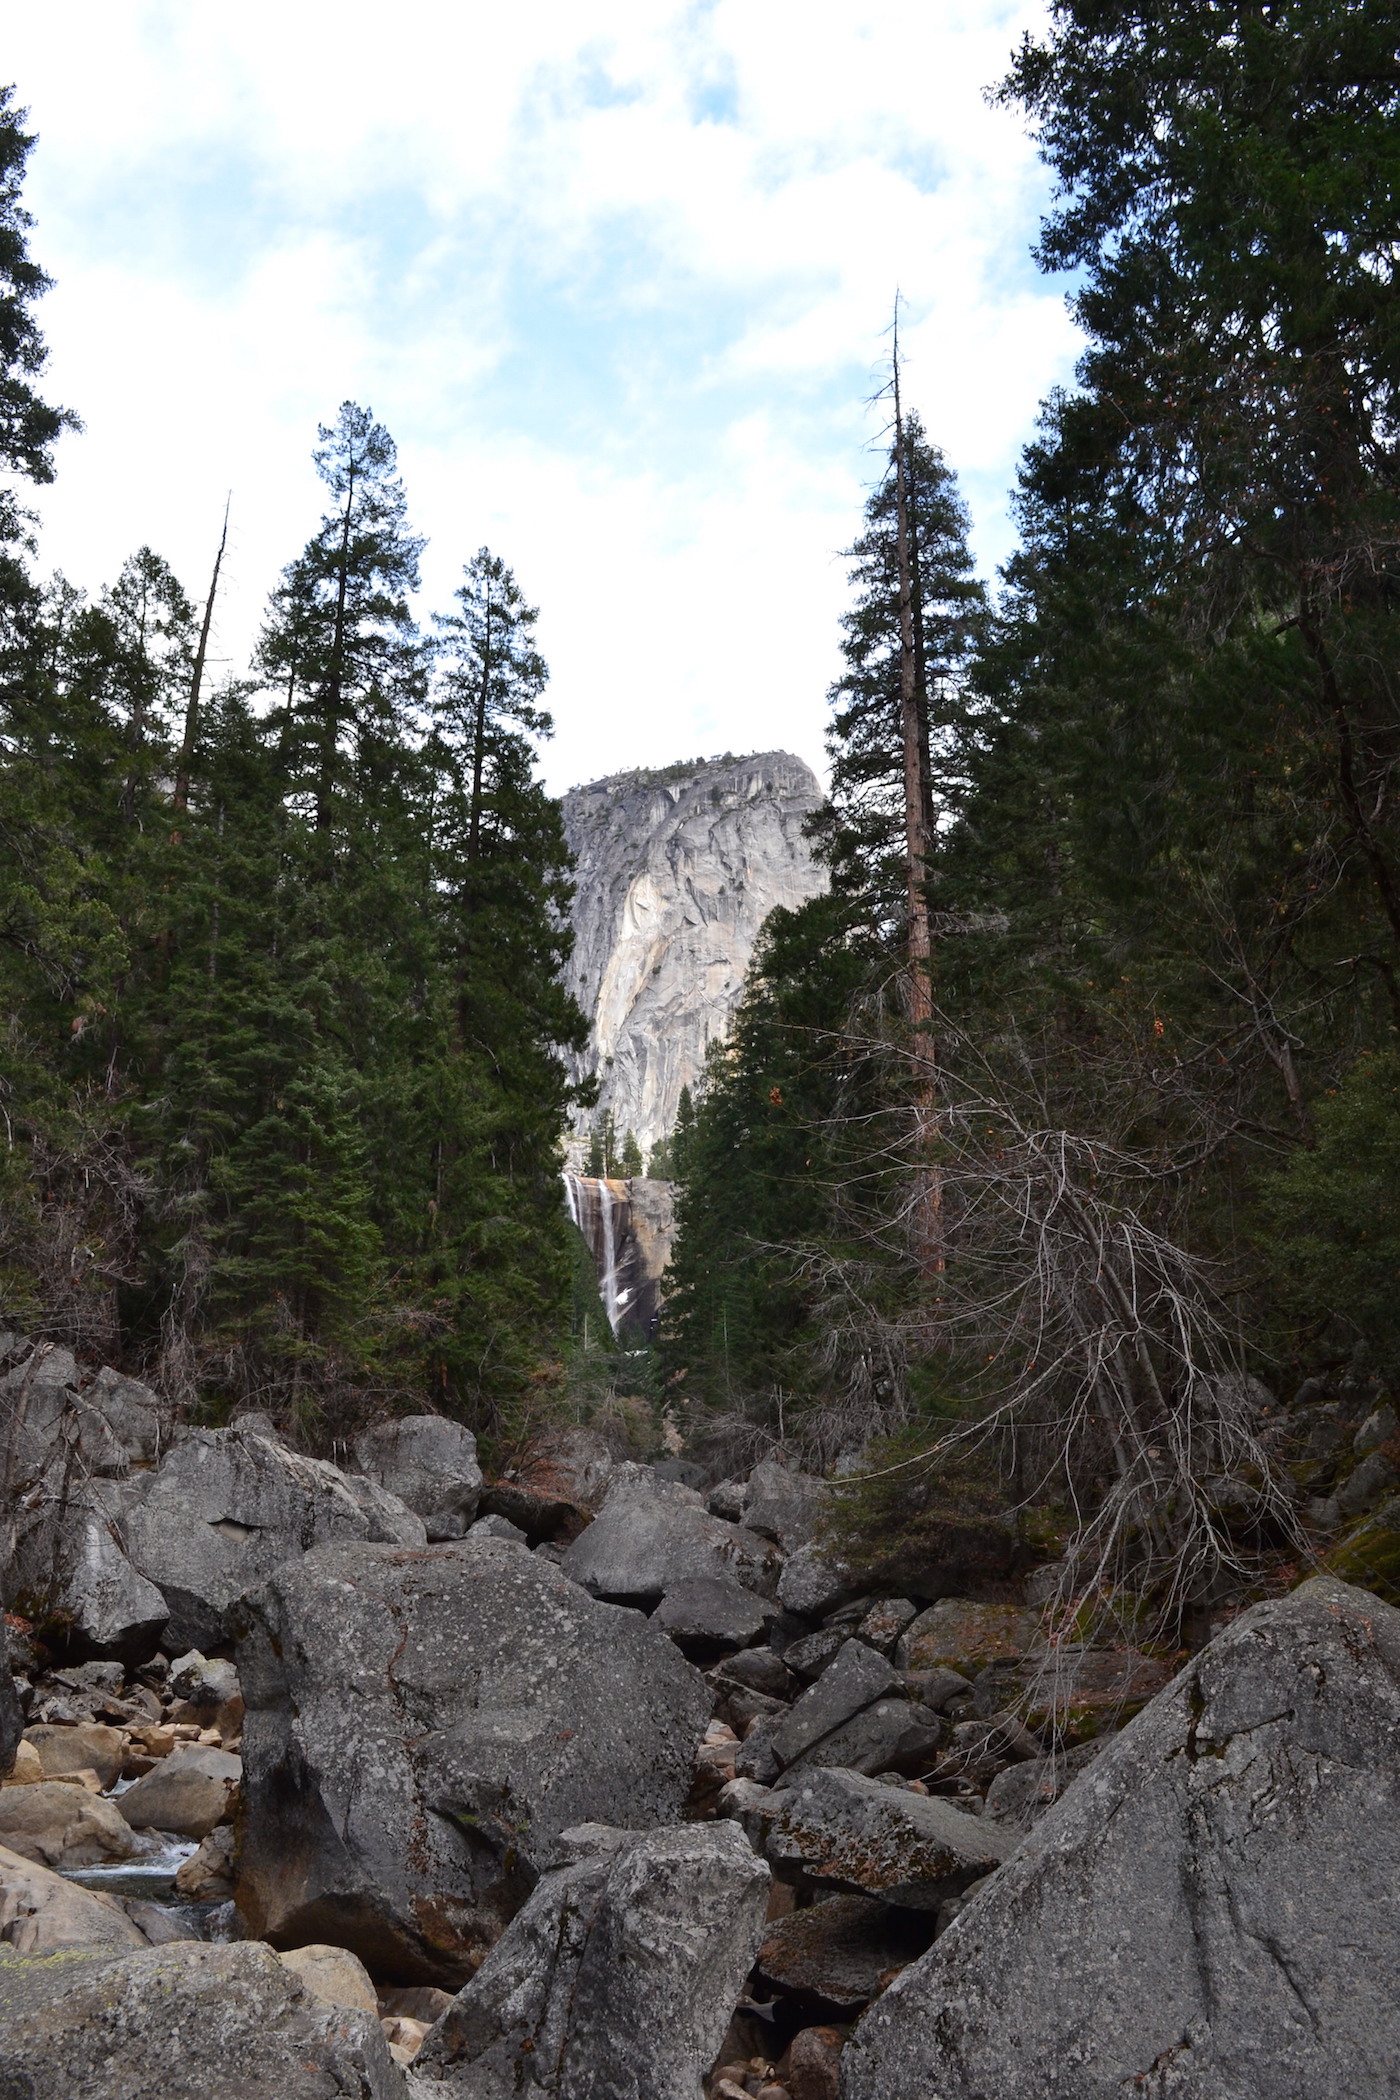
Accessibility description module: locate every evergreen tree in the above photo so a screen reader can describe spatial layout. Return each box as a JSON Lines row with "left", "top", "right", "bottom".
{"left": 811, "top": 414, "right": 985, "bottom": 925}
{"left": 259, "top": 401, "right": 424, "bottom": 836}
{"left": 619, "top": 1128, "right": 643, "bottom": 1178}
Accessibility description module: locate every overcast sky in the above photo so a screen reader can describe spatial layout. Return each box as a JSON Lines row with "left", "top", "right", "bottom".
{"left": 6, "top": 2, "right": 1077, "bottom": 793}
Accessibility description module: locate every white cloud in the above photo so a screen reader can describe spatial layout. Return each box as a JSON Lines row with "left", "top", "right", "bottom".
{"left": 6, "top": 0, "right": 1078, "bottom": 793}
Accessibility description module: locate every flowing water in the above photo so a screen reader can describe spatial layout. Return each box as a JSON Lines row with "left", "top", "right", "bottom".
{"left": 563, "top": 1172, "right": 633, "bottom": 1336}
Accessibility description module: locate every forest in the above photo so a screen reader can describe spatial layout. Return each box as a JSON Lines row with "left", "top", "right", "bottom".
{"left": 663, "top": 0, "right": 1400, "bottom": 1628}
{"left": 3, "top": 2, "right": 1400, "bottom": 1633}
{"left": 0, "top": 82, "right": 588, "bottom": 1439}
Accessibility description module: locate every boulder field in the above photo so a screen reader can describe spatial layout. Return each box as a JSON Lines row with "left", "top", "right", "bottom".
{"left": 3, "top": 1336, "right": 1400, "bottom": 2096}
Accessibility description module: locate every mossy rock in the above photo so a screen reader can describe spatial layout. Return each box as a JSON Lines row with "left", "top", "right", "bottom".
{"left": 1324, "top": 1497, "right": 1400, "bottom": 1605}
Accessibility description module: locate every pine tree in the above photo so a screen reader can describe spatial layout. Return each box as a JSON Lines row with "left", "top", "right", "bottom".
{"left": 0, "top": 86, "right": 78, "bottom": 578}
{"left": 811, "top": 412, "right": 985, "bottom": 927}
{"left": 432, "top": 548, "right": 550, "bottom": 862}
{"left": 260, "top": 402, "right": 424, "bottom": 837}
{"left": 619, "top": 1129, "right": 643, "bottom": 1178}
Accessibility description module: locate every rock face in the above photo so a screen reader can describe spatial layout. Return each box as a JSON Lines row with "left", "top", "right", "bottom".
{"left": 415, "top": 1822, "right": 770, "bottom": 2099}
{"left": 233, "top": 1536, "right": 711, "bottom": 1984}
{"left": 844, "top": 1576, "right": 1400, "bottom": 2100}
{"left": 563, "top": 751, "right": 827, "bottom": 1158}
{"left": 0, "top": 1939, "right": 409, "bottom": 2100}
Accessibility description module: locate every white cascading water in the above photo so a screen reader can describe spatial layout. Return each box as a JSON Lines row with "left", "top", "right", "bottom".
{"left": 562, "top": 1171, "right": 628, "bottom": 1337}
{"left": 597, "top": 1178, "right": 623, "bottom": 1334}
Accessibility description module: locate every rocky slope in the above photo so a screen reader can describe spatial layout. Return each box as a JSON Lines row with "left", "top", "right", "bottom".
{"left": 6, "top": 1337, "right": 1400, "bottom": 2097}
{"left": 562, "top": 752, "right": 827, "bottom": 1158}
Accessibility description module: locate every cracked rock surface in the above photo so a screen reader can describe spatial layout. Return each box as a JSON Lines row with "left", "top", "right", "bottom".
{"left": 843, "top": 1575, "right": 1400, "bottom": 2100}
{"left": 231, "top": 1535, "right": 711, "bottom": 1984}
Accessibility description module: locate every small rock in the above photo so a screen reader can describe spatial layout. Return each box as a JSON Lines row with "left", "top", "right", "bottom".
{"left": 781, "top": 1629, "right": 847, "bottom": 1683}
{"left": 784, "top": 2024, "right": 844, "bottom": 2100}
{"left": 655, "top": 1574, "right": 778, "bottom": 1659}
{"left": 718, "top": 1647, "right": 800, "bottom": 1701}
{"left": 175, "top": 1824, "right": 236, "bottom": 1902}
{"left": 855, "top": 1599, "right": 918, "bottom": 1655}
{"left": 784, "top": 1701, "right": 947, "bottom": 1781}
{"left": 1354, "top": 1403, "right": 1399, "bottom": 1458}
{"left": 757, "top": 1892, "right": 936, "bottom": 2012}
{"left": 168, "top": 1652, "right": 240, "bottom": 1708}
{"left": 381, "top": 2012, "right": 430, "bottom": 2059}
{"left": 744, "top": 1460, "right": 826, "bottom": 1552}
{"left": 776, "top": 1547, "right": 852, "bottom": 1620}
{"left": 708, "top": 1479, "right": 748, "bottom": 1522}
{"left": 379, "top": 1983, "right": 454, "bottom": 2023}
{"left": 468, "top": 1513, "right": 528, "bottom": 1544}
{"left": 900, "top": 1666, "right": 973, "bottom": 1711}
{"left": 2, "top": 1742, "right": 43, "bottom": 1788}
{"left": 277, "top": 1940, "right": 379, "bottom": 2014}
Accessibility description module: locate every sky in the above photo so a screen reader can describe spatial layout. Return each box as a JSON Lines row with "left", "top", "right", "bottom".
{"left": 5, "top": 1, "right": 1079, "bottom": 794}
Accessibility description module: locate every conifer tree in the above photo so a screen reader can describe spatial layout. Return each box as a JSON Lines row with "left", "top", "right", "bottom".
{"left": 259, "top": 402, "right": 424, "bottom": 836}
{"left": 812, "top": 413, "right": 985, "bottom": 926}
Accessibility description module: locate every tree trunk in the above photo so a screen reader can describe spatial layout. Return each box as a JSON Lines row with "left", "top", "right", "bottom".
{"left": 173, "top": 495, "right": 230, "bottom": 821}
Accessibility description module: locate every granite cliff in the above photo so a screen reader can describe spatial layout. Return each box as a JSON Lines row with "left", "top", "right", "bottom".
{"left": 562, "top": 751, "right": 828, "bottom": 1159}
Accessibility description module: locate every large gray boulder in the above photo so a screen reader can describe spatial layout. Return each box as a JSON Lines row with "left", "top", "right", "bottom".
{"left": 0, "top": 1938, "right": 409, "bottom": 2099}
{"left": 771, "top": 1640, "right": 900, "bottom": 1770}
{"left": 561, "top": 1463, "right": 780, "bottom": 1604}
{"left": 233, "top": 1535, "right": 712, "bottom": 1984}
{"left": 415, "top": 1822, "right": 770, "bottom": 2099}
{"left": 119, "top": 1426, "right": 425, "bottom": 1651}
{"left": 355, "top": 1415, "right": 483, "bottom": 1540}
{"left": 0, "top": 1345, "right": 166, "bottom": 1494}
{"left": 766, "top": 1767, "right": 1014, "bottom": 1909}
{"left": 744, "top": 1457, "right": 825, "bottom": 1551}
{"left": 844, "top": 1576, "right": 1400, "bottom": 2100}
{"left": 8, "top": 1473, "right": 170, "bottom": 1662}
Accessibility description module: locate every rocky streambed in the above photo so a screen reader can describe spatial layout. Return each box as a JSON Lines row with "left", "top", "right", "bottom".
{"left": 3, "top": 1336, "right": 1400, "bottom": 2096}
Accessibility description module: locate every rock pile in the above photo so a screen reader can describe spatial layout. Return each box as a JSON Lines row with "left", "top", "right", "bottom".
{"left": 6, "top": 1343, "right": 1400, "bottom": 2097}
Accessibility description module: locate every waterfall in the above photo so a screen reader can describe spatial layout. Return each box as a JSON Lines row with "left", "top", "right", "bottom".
{"left": 562, "top": 1171, "right": 631, "bottom": 1338}
{"left": 597, "top": 1179, "right": 623, "bottom": 1334}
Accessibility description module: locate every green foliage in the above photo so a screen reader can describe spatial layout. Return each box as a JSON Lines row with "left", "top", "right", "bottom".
{"left": 1259, "top": 1055, "right": 1400, "bottom": 1370}
{"left": 0, "top": 157, "right": 588, "bottom": 1448}
{"left": 820, "top": 1430, "right": 1024, "bottom": 1592}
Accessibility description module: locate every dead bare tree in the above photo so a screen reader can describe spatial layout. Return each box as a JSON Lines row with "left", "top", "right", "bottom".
{"left": 774, "top": 1012, "right": 1304, "bottom": 1643}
